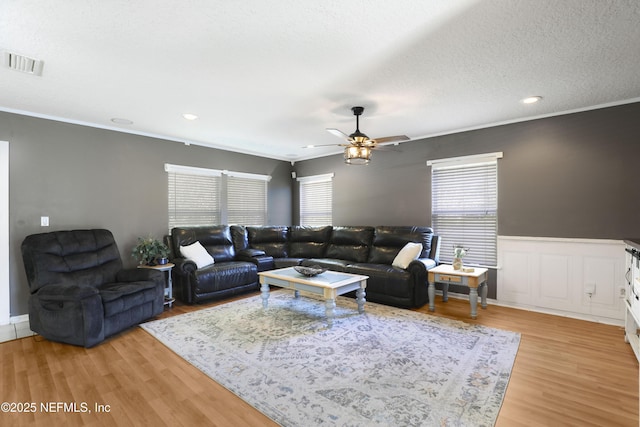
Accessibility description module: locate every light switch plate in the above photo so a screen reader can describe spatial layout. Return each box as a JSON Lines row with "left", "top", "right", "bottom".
{"left": 40, "top": 216, "right": 49, "bottom": 227}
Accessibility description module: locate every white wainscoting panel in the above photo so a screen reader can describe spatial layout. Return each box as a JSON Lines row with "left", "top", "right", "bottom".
{"left": 497, "top": 236, "right": 625, "bottom": 324}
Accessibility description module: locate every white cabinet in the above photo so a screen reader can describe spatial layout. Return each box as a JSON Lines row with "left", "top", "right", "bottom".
{"left": 624, "top": 241, "right": 640, "bottom": 362}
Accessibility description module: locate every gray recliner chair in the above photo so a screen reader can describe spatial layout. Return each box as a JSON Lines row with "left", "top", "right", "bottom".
{"left": 21, "top": 229, "right": 165, "bottom": 347}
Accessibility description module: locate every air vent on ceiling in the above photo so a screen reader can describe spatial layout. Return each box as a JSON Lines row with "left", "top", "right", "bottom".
{"left": 4, "top": 51, "right": 44, "bottom": 76}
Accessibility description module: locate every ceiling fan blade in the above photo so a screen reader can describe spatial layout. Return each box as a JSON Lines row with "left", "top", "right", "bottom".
{"left": 371, "top": 144, "right": 402, "bottom": 152}
{"left": 370, "top": 135, "right": 410, "bottom": 144}
{"left": 304, "top": 143, "right": 351, "bottom": 148}
{"left": 326, "top": 128, "right": 352, "bottom": 140}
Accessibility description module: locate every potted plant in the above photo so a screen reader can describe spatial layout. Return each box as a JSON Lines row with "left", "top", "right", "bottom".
{"left": 452, "top": 245, "right": 469, "bottom": 270}
{"left": 131, "top": 236, "right": 170, "bottom": 266}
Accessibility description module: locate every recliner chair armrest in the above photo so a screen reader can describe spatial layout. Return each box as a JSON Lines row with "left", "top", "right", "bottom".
{"left": 36, "top": 283, "right": 99, "bottom": 301}
{"left": 116, "top": 268, "right": 163, "bottom": 283}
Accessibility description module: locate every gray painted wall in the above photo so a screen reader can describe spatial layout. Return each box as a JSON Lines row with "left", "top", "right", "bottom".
{"left": 5, "top": 102, "right": 640, "bottom": 315}
{"left": 293, "top": 102, "right": 640, "bottom": 297}
{"left": 2, "top": 112, "right": 293, "bottom": 316}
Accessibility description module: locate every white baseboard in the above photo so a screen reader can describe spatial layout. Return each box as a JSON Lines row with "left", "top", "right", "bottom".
{"left": 11, "top": 314, "right": 29, "bottom": 324}
{"left": 435, "top": 290, "right": 624, "bottom": 327}
{"left": 0, "top": 315, "right": 34, "bottom": 344}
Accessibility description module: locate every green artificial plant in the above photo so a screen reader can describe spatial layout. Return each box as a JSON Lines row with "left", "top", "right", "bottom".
{"left": 131, "top": 236, "right": 170, "bottom": 265}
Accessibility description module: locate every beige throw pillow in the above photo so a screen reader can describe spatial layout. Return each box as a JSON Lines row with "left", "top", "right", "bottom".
{"left": 392, "top": 242, "right": 423, "bottom": 269}
{"left": 180, "top": 241, "right": 214, "bottom": 269}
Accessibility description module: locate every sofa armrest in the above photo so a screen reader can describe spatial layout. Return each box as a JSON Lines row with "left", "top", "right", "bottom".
{"left": 36, "top": 283, "right": 99, "bottom": 302}
{"left": 172, "top": 257, "right": 198, "bottom": 274}
{"left": 429, "top": 235, "right": 441, "bottom": 264}
{"left": 236, "top": 249, "right": 274, "bottom": 272}
{"left": 409, "top": 258, "right": 437, "bottom": 271}
{"left": 406, "top": 258, "right": 437, "bottom": 283}
{"left": 237, "top": 248, "right": 266, "bottom": 258}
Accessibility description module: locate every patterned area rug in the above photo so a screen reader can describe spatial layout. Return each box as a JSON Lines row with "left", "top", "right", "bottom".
{"left": 141, "top": 291, "right": 520, "bottom": 427}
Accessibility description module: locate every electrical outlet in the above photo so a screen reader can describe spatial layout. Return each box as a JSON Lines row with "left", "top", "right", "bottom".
{"left": 584, "top": 284, "right": 596, "bottom": 295}
{"left": 40, "top": 216, "right": 49, "bottom": 227}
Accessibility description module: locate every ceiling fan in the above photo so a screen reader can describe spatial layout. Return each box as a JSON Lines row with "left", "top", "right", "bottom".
{"left": 313, "top": 106, "right": 410, "bottom": 165}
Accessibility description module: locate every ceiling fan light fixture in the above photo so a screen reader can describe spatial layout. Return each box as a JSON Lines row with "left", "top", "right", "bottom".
{"left": 344, "top": 145, "right": 371, "bottom": 165}
{"left": 324, "top": 105, "right": 407, "bottom": 165}
{"left": 349, "top": 132, "right": 369, "bottom": 144}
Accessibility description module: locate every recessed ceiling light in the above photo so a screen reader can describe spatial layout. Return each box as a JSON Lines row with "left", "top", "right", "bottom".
{"left": 521, "top": 96, "right": 542, "bottom": 104}
{"left": 110, "top": 118, "right": 133, "bottom": 125}
{"left": 182, "top": 113, "right": 199, "bottom": 121}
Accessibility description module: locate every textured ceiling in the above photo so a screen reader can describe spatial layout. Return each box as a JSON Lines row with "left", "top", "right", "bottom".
{"left": 1, "top": 0, "right": 640, "bottom": 162}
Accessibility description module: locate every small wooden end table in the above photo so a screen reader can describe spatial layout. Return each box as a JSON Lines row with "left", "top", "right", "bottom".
{"left": 428, "top": 264, "right": 488, "bottom": 319}
{"left": 138, "top": 263, "right": 175, "bottom": 308}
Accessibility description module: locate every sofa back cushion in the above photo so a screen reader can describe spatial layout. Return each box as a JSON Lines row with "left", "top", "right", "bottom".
{"left": 368, "top": 226, "right": 434, "bottom": 265}
{"left": 230, "top": 225, "right": 248, "bottom": 252}
{"left": 171, "top": 226, "right": 235, "bottom": 263}
{"left": 289, "top": 226, "right": 332, "bottom": 258}
{"left": 325, "top": 226, "right": 374, "bottom": 263}
{"left": 21, "top": 229, "right": 123, "bottom": 293}
{"left": 247, "top": 226, "right": 289, "bottom": 258}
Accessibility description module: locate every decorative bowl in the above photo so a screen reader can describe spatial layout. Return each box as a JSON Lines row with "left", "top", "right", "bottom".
{"left": 293, "top": 265, "right": 326, "bottom": 277}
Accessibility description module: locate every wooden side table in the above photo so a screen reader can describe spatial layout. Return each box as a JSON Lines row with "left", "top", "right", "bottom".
{"left": 138, "top": 263, "right": 175, "bottom": 308}
{"left": 428, "top": 264, "right": 489, "bottom": 319}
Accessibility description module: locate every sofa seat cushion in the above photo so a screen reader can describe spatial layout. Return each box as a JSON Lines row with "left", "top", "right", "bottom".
{"left": 273, "top": 258, "right": 304, "bottom": 269}
{"left": 99, "top": 281, "right": 161, "bottom": 317}
{"left": 194, "top": 261, "right": 257, "bottom": 293}
{"left": 302, "top": 258, "right": 350, "bottom": 272}
{"left": 37, "top": 283, "right": 99, "bottom": 301}
{"left": 345, "top": 263, "right": 413, "bottom": 297}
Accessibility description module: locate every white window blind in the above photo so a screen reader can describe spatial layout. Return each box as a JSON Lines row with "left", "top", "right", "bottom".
{"left": 166, "top": 164, "right": 270, "bottom": 230}
{"left": 298, "top": 173, "right": 333, "bottom": 226}
{"left": 227, "top": 172, "right": 269, "bottom": 226}
{"left": 167, "top": 166, "right": 222, "bottom": 229}
{"left": 429, "top": 153, "right": 501, "bottom": 267}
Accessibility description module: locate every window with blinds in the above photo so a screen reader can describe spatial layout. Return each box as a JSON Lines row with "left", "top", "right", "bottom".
{"left": 227, "top": 173, "right": 268, "bottom": 226}
{"left": 298, "top": 173, "right": 333, "bottom": 226}
{"left": 429, "top": 153, "right": 501, "bottom": 267}
{"left": 166, "top": 164, "right": 269, "bottom": 230}
{"left": 167, "top": 166, "right": 221, "bottom": 229}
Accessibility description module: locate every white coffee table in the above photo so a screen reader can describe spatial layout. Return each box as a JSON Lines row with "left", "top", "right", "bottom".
{"left": 258, "top": 267, "right": 368, "bottom": 326}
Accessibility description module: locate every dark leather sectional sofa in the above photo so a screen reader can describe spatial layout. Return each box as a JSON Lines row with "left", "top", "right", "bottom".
{"left": 167, "top": 225, "right": 440, "bottom": 309}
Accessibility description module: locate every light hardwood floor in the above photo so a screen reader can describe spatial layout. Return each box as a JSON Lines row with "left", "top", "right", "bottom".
{"left": 1, "top": 292, "right": 637, "bottom": 427}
